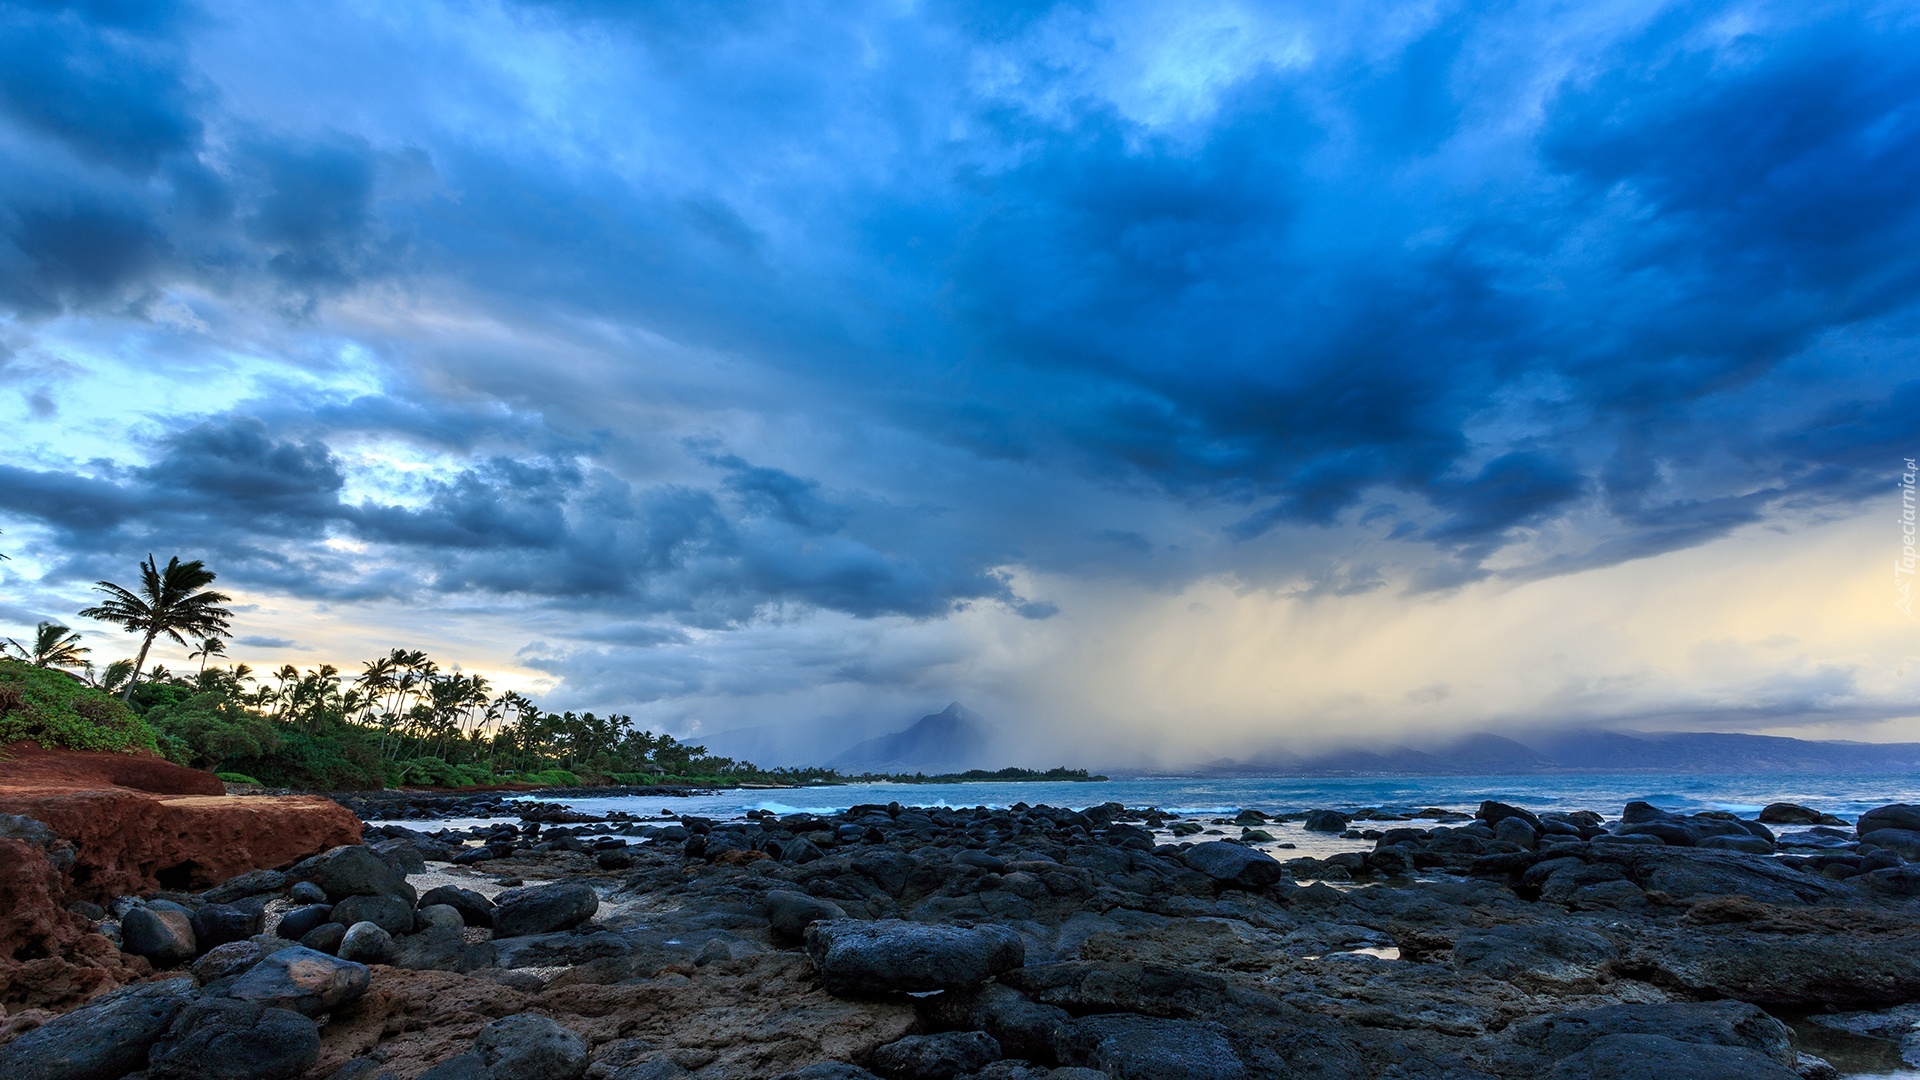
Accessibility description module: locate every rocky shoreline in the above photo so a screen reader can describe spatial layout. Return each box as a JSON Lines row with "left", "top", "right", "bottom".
{"left": 4, "top": 786, "right": 1920, "bottom": 1079}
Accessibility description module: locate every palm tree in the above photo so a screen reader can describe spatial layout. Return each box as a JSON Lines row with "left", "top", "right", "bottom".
{"left": 78, "top": 555, "right": 234, "bottom": 700}
{"left": 4, "top": 622, "right": 90, "bottom": 669}
{"left": 188, "top": 635, "right": 228, "bottom": 675}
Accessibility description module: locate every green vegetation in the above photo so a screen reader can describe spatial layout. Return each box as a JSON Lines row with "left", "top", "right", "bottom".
{"left": 1, "top": 552, "right": 1106, "bottom": 792}
{"left": 0, "top": 658, "right": 161, "bottom": 754}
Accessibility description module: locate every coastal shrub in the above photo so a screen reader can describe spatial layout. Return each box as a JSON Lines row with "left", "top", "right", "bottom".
{"left": 518, "top": 767, "right": 581, "bottom": 787}
{"left": 0, "top": 658, "right": 160, "bottom": 754}
{"left": 146, "top": 693, "right": 281, "bottom": 770}
{"left": 224, "top": 723, "right": 385, "bottom": 791}
{"left": 216, "top": 771, "right": 262, "bottom": 784}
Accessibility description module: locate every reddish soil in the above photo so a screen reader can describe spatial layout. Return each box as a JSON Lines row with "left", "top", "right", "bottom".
{"left": 0, "top": 742, "right": 362, "bottom": 901}
{"left": 0, "top": 741, "right": 225, "bottom": 796}
{"left": 0, "top": 742, "right": 362, "bottom": 1009}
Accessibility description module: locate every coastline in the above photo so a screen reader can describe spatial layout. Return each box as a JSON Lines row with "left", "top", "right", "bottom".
{"left": 6, "top": 752, "right": 1920, "bottom": 1078}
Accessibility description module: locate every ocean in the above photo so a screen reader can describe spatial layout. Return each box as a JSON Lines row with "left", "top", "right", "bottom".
{"left": 510, "top": 769, "right": 1920, "bottom": 823}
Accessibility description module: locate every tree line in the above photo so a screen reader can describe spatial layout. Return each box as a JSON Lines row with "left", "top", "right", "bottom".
{"left": 1, "top": 553, "right": 780, "bottom": 788}
{"left": 3, "top": 552, "right": 1102, "bottom": 790}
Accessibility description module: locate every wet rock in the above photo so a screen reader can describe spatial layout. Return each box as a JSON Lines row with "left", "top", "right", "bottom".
{"left": 1759, "top": 803, "right": 1847, "bottom": 826}
{"left": 492, "top": 882, "right": 599, "bottom": 938}
{"left": 765, "top": 889, "right": 848, "bottom": 938}
{"left": 1696, "top": 835, "right": 1774, "bottom": 854}
{"left": 1493, "top": 817, "right": 1539, "bottom": 849}
{"left": 432, "top": 1013, "right": 590, "bottom": 1080}
{"left": 370, "top": 838, "right": 428, "bottom": 876}
{"left": 1302, "top": 810, "right": 1349, "bottom": 833}
{"left": 870, "top": 1031, "right": 1001, "bottom": 1079}
{"left": 191, "top": 902, "right": 265, "bottom": 951}
{"left": 0, "top": 976, "right": 196, "bottom": 1080}
{"left": 1054, "top": 1013, "right": 1246, "bottom": 1080}
{"left": 289, "top": 845, "right": 417, "bottom": 905}
{"left": 771, "top": 1066, "right": 883, "bottom": 1080}
{"left": 192, "top": 939, "right": 275, "bottom": 984}
{"left": 1508, "top": 1001, "right": 1795, "bottom": 1066}
{"left": 224, "top": 945, "right": 370, "bottom": 1016}
{"left": 1453, "top": 924, "right": 1617, "bottom": 991}
{"left": 332, "top": 893, "right": 417, "bottom": 936}
{"left": 300, "top": 922, "right": 348, "bottom": 954}
{"left": 1860, "top": 828, "right": 1920, "bottom": 859}
{"left": 1479, "top": 801, "right": 1544, "bottom": 831}
{"left": 390, "top": 925, "right": 498, "bottom": 973}
{"left": 1859, "top": 804, "right": 1920, "bottom": 836}
{"left": 277, "top": 903, "right": 335, "bottom": 940}
{"left": 1547, "top": 1033, "right": 1799, "bottom": 1079}
{"left": 1599, "top": 848, "right": 1851, "bottom": 904}
{"left": 420, "top": 884, "right": 496, "bottom": 927}
{"left": 1794, "top": 1053, "right": 1841, "bottom": 1080}
{"left": 123, "top": 901, "right": 199, "bottom": 965}
{"left": 416, "top": 903, "right": 466, "bottom": 932}
{"left": 922, "top": 983, "right": 1071, "bottom": 1063}
{"left": 1180, "top": 842, "right": 1284, "bottom": 888}
{"left": 288, "top": 881, "right": 329, "bottom": 905}
{"left": 146, "top": 997, "right": 321, "bottom": 1080}
{"left": 338, "top": 921, "right": 396, "bottom": 965}
{"left": 804, "top": 919, "right": 1025, "bottom": 995}
{"left": 203, "top": 869, "right": 289, "bottom": 904}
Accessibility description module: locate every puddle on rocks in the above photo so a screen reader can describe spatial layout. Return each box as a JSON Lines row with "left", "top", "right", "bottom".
{"left": 1788, "top": 1016, "right": 1920, "bottom": 1079}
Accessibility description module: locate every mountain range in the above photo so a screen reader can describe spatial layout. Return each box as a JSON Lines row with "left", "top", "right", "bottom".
{"left": 1192, "top": 730, "right": 1920, "bottom": 776}
{"left": 700, "top": 703, "right": 1920, "bottom": 776}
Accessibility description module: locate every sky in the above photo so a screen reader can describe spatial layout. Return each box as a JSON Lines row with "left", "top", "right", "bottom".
{"left": 1, "top": 0, "right": 1918, "bottom": 766}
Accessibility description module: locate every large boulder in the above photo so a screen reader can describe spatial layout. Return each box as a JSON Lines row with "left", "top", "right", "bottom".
{"left": 1759, "top": 803, "right": 1847, "bottom": 827}
{"left": 1547, "top": 1033, "right": 1800, "bottom": 1079}
{"left": 1053, "top": 1013, "right": 1247, "bottom": 1080}
{"left": 1181, "top": 842, "right": 1284, "bottom": 888}
{"left": 1479, "top": 801, "right": 1544, "bottom": 830}
{"left": 1595, "top": 848, "right": 1851, "bottom": 905}
{"left": 1508, "top": 1001, "right": 1795, "bottom": 1067}
{"left": 1861, "top": 828, "right": 1920, "bottom": 859}
{"left": 223, "top": 945, "right": 370, "bottom": 1016}
{"left": 191, "top": 903, "right": 265, "bottom": 950}
{"left": 1641, "top": 928, "right": 1920, "bottom": 1010}
{"left": 870, "top": 1031, "right": 1001, "bottom": 1080}
{"left": 203, "top": 869, "right": 289, "bottom": 904}
{"left": 338, "top": 921, "right": 397, "bottom": 965}
{"left": 804, "top": 919, "right": 1025, "bottom": 995}
{"left": 491, "top": 882, "right": 599, "bottom": 938}
{"left": 332, "top": 893, "right": 416, "bottom": 936}
{"left": 1859, "top": 804, "right": 1920, "bottom": 837}
{"left": 146, "top": 997, "right": 320, "bottom": 1080}
{"left": 288, "top": 846, "right": 416, "bottom": 905}
{"left": 419, "top": 1013, "right": 591, "bottom": 1080}
{"left": 275, "top": 904, "right": 335, "bottom": 941}
{"left": 0, "top": 977, "right": 197, "bottom": 1080}
{"left": 420, "top": 884, "right": 495, "bottom": 927}
{"left": 1301, "top": 810, "right": 1349, "bottom": 833}
{"left": 123, "top": 901, "right": 199, "bottom": 965}
{"left": 765, "top": 889, "right": 848, "bottom": 938}
{"left": 1454, "top": 924, "right": 1618, "bottom": 991}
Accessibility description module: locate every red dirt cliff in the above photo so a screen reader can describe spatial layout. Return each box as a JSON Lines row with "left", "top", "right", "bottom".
{"left": 0, "top": 742, "right": 363, "bottom": 901}
{"left": 0, "top": 742, "right": 362, "bottom": 1008}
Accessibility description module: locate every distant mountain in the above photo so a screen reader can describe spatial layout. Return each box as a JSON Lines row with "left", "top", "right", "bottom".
{"left": 1194, "top": 730, "right": 1920, "bottom": 776}
{"left": 827, "top": 702, "right": 997, "bottom": 772}
{"left": 695, "top": 712, "right": 902, "bottom": 768}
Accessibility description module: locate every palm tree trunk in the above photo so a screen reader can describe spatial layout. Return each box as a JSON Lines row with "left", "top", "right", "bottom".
{"left": 122, "top": 631, "right": 157, "bottom": 702}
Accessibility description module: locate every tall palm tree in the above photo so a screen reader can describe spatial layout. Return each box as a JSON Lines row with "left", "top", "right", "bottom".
{"left": 188, "top": 635, "right": 228, "bottom": 675}
{"left": 78, "top": 555, "right": 233, "bottom": 700}
{"left": 4, "top": 622, "right": 90, "bottom": 669}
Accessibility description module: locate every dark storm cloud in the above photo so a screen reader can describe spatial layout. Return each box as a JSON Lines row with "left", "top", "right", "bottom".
{"left": 2, "top": 415, "right": 1019, "bottom": 621}
{"left": 4, "top": 0, "right": 1919, "bottom": 679}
